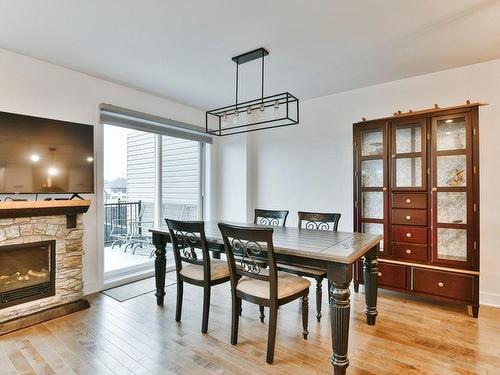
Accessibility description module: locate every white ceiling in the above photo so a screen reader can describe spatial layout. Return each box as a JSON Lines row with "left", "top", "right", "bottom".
{"left": 1, "top": 0, "right": 500, "bottom": 110}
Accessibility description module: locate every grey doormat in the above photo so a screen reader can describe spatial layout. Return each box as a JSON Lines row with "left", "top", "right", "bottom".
{"left": 102, "top": 276, "right": 175, "bottom": 302}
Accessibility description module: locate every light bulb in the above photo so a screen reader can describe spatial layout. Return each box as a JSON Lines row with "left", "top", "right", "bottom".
{"left": 274, "top": 100, "right": 279, "bottom": 109}
{"left": 87, "top": 156, "right": 94, "bottom": 163}
{"left": 30, "top": 154, "right": 40, "bottom": 162}
{"left": 235, "top": 109, "right": 240, "bottom": 118}
{"left": 445, "top": 119, "right": 453, "bottom": 123}
{"left": 260, "top": 103, "right": 265, "bottom": 112}
{"left": 48, "top": 167, "right": 58, "bottom": 176}
{"left": 246, "top": 106, "right": 252, "bottom": 114}
{"left": 222, "top": 112, "right": 227, "bottom": 122}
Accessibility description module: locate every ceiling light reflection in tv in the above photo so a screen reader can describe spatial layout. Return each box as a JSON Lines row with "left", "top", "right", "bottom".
{"left": 0, "top": 111, "right": 94, "bottom": 194}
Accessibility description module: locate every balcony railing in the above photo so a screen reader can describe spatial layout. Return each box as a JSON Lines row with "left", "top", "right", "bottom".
{"left": 104, "top": 201, "right": 142, "bottom": 245}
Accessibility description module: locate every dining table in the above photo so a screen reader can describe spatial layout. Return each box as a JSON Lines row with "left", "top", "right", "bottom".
{"left": 150, "top": 221, "right": 383, "bottom": 375}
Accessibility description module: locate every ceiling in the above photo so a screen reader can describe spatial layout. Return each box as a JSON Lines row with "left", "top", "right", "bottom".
{"left": 1, "top": 0, "right": 500, "bottom": 110}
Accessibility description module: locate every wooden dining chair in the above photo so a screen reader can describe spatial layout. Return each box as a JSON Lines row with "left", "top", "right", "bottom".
{"left": 277, "top": 211, "right": 341, "bottom": 322}
{"left": 254, "top": 209, "right": 289, "bottom": 226}
{"left": 165, "top": 219, "right": 230, "bottom": 334}
{"left": 252, "top": 208, "right": 289, "bottom": 321}
{"left": 218, "top": 223, "right": 310, "bottom": 364}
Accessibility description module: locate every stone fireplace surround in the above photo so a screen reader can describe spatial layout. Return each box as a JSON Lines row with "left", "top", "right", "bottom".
{"left": 0, "top": 200, "right": 90, "bottom": 331}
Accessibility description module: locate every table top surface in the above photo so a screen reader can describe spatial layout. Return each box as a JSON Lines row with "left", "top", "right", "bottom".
{"left": 151, "top": 221, "right": 382, "bottom": 264}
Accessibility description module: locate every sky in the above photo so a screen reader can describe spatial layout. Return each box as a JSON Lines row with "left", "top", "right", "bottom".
{"left": 103, "top": 125, "right": 128, "bottom": 181}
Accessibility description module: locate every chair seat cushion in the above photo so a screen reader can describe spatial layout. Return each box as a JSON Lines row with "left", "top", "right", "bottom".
{"left": 236, "top": 271, "right": 310, "bottom": 300}
{"left": 180, "top": 260, "right": 230, "bottom": 281}
{"left": 277, "top": 263, "right": 326, "bottom": 276}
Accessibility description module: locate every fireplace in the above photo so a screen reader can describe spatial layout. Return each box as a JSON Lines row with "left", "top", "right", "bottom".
{"left": 0, "top": 240, "right": 56, "bottom": 309}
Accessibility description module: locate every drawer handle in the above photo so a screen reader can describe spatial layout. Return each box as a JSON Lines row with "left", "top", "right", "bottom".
{"left": 378, "top": 272, "right": 382, "bottom": 277}
{"left": 406, "top": 215, "right": 412, "bottom": 220}
{"left": 406, "top": 198, "right": 412, "bottom": 203}
{"left": 406, "top": 249, "right": 412, "bottom": 254}
{"left": 438, "top": 282, "right": 444, "bottom": 287}
{"left": 406, "top": 232, "right": 412, "bottom": 238}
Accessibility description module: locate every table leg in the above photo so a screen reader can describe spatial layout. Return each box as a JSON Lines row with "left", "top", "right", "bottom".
{"left": 363, "top": 245, "right": 379, "bottom": 325}
{"left": 153, "top": 233, "right": 167, "bottom": 306}
{"left": 328, "top": 263, "right": 352, "bottom": 375}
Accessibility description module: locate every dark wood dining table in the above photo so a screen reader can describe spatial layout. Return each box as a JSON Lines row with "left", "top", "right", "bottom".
{"left": 150, "top": 221, "right": 383, "bottom": 375}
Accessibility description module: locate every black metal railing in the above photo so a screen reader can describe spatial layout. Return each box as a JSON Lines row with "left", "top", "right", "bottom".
{"left": 104, "top": 201, "right": 142, "bottom": 244}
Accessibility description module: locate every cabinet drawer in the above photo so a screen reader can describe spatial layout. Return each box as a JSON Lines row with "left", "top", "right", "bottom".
{"left": 377, "top": 262, "right": 407, "bottom": 290}
{"left": 392, "top": 226, "right": 427, "bottom": 244}
{"left": 411, "top": 268, "right": 475, "bottom": 302}
{"left": 392, "top": 242, "right": 428, "bottom": 262}
{"left": 392, "top": 193, "right": 427, "bottom": 209}
{"left": 392, "top": 209, "right": 427, "bottom": 226}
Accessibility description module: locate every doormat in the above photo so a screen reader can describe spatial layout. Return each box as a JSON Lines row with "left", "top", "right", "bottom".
{"left": 102, "top": 276, "right": 175, "bottom": 302}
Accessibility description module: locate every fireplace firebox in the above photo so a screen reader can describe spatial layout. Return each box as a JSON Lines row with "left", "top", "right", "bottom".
{"left": 0, "top": 240, "right": 56, "bottom": 309}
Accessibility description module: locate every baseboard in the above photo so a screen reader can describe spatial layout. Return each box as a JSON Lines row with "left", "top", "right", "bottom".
{"left": 0, "top": 299, "right": 90, "bottom": 336}
{"left": 480, "top": 292, "right": 500, "bottom": 308}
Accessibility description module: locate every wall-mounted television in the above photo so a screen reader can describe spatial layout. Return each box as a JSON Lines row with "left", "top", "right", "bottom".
{"left": 0, "top": 111, "right": 94, "bottom": 194}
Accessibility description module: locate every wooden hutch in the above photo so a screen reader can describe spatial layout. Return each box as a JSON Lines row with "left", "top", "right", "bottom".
{"left": 353, "top": 102, "right": 483, "bottom": 317}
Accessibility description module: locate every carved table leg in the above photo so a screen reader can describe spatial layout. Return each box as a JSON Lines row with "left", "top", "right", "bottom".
{"left": 328, "top": 263, "right": 352, "bottom": 375}
{"left": 153, "top": 233, "right": 167, "bottom": 306}
{"left": 363, "top": 245, "right": 379, "bottom": 325}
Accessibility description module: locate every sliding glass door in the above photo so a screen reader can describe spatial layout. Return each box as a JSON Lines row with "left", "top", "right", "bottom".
{"left": 103, "top": 125, "right": 203, "bottom": 282}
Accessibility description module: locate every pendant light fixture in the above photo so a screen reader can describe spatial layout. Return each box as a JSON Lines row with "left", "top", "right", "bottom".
{"left": 206, "top": 48, "right": 299, "bottom": 136}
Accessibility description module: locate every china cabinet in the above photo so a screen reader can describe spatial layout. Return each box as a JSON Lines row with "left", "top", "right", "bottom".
{"left": 353, "top": 103, "right": 482, "bottom": 317}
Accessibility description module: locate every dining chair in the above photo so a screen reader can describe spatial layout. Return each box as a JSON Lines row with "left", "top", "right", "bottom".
{"left": 165, "top": 219, "right": 230, "bottom": 334}
{"left": 277, "top": 211, "right": 341, "bottom": 322}
{"left": 218, "top": 223, "right": 310, "bottom": 364}
{"left": 252, "top": 208, "right": 289, "bottom": 321}
{"left": 254, "top": 209, "right": 289, "bottom": 226}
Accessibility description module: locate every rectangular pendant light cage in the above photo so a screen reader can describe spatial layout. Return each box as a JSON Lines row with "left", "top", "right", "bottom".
{"left": 206, "top": 92, "right": 299, "bottom": 136}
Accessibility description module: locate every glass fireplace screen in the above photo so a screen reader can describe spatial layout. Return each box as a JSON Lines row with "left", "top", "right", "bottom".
{"left": 0, "top": 240, "right": 55, "bottom": 309}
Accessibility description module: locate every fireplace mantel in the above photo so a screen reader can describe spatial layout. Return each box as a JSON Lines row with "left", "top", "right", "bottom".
{"left": 0, "top": 200, "right": 91, "bottom": 228}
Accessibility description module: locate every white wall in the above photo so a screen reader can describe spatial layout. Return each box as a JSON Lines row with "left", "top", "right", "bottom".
{"left": 215, "top": 58, "right": 500, "bottom": 307}
{"left": 0, "top": 48, "right": 205, "bottom": 294}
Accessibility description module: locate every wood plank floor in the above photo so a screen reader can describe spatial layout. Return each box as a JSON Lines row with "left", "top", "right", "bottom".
{"left": 1, "top": 273, "right": 499, "bottom": 375}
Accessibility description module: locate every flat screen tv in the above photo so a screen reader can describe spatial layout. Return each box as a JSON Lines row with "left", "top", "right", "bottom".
{"left": 0, "top": 111, "right": 94, "bottom": 194}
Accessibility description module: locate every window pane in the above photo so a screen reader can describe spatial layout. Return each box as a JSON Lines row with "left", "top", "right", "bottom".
{"left": 162, "top": 136, "right": 200, "bottom": 221}
{"left": 361, "top": 159, "right": 383, "bottom": 187}
{"left": 437, "top": 155, "right": 466, "bottom": 187}
{"left": 361, "top": 192, "right": 383, "bottom": 219}
{"left": 437, "top": 192, "right": 467, "bottom": 224}
{"left": 361, "top": 129, "right": 383, "bottom": 156}
{"left": 437, "top": 118, "right": 466, "bottom": 151}
{"left": 437, "top": 228, "right": 467, "bottom": 262}
{"left": 395, "top": 157, "right": 422, "bottom": 187}
{"left": 396, "top": 126, "right": 421, "bottom": 154}
{"left": 362, "top": 222, "right": 384, "bottom": 249}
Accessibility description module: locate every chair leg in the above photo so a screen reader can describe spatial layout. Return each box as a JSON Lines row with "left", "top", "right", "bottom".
{"left": 231, "top": 295, "right": 241, "bottom": 345}
{"left": 266, "top": 304, "right": 278, "bottom": 364}
{"left": 201, "top": 285, "right": 211, "bottom": 334}
{"left": 315, "top": 276, "right": 323, "bottom": 322}
{"left": 175, "top": 280, "right": 183, "bottom": 322}
{"left": 259, "top": 305, "right": 265, "bottom": 322}
{"left": 302, "top": 294, "right": 309, "bottom": 340}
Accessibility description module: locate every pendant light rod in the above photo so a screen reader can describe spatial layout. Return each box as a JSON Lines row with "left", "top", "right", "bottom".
{"left": 261, "top": 51, "right": 265, "bottom": 102}
{"left": 231, "top": 48, "right": 269, "bottom": 109}
{"left": 235, "top": 62, "right": 239, "bottom": 109}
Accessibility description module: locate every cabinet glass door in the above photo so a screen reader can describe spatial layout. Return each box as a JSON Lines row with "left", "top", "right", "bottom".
{"left": 355, "top": 123, "right": 388, "bottom": 254}
{"left": 431, "top": 114, "right": 473, "bottom": 267}
{"left": 391, "top": 119, "right": 427, "bottom": 190}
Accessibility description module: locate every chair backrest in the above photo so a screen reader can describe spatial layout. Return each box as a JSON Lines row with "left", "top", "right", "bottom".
{"left": 166, "top": 219, "right": 211, "bottom": 278}
{"left": 298, "top": 211, "right": 341, "bottom": 231}
{"left": 254, "top": 209, "right": 289, "bottom": 227}
{"left": 218, "top": 223, "right": 278, "bottom": 300}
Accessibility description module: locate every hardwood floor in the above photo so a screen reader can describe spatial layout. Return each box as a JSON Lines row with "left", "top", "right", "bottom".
{"left": 1, "top": 273, "right": 499, "bottom": 374}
